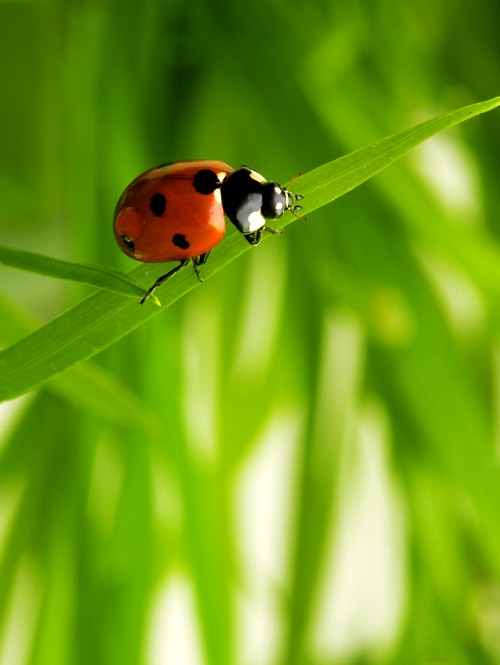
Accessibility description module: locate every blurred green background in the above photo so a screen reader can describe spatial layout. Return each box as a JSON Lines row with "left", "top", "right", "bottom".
{"left": 1, "top": 1, "right": 500, "bottom": 664}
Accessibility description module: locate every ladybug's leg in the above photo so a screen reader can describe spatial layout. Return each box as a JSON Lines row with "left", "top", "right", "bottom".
{"left": 243, "top": 229, "right": 263, "bottom": 246}
{"left": 192, "top": 251, "right": 211, "bottom": 283}
{"left": 244, "top": 227, "right": 283, "bottom": 246}
{"left": 263, "top": 226, "right": 283, "bottom": 236}
{"left": 140, "top": 259, "right": 190, "bottom": 304}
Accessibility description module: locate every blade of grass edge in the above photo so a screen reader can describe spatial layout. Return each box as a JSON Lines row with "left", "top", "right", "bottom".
{"left": 0, "top": 96, "right": 498, "bottom": 402}
{"left": 0, "top": 244, "right": 145, "bottom": 298}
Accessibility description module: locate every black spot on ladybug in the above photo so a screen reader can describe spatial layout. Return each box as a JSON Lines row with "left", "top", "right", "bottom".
{"left": 193, "top": 169, "right": 221, "bottom": 195}
{"left": 121, "top": 235, "right": 135, "bottom": 251}
{"left": 150, "top": 192, "right": 167, "bottom": 217}
{"left": 172, "top": 233, "right": 190, "bottom": 249}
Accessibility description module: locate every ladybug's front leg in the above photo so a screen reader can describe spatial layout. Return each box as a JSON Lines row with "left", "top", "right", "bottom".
{"left": 264, "top": 225, "right": 283, "bottom": 237}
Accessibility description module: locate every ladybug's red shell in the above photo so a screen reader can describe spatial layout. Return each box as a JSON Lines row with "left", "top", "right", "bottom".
{"left": 114, "top": 160, "right": 234, "bottom": 263}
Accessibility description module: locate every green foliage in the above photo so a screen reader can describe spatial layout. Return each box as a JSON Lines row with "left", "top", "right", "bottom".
{"left": 0, "top": 244, "right": 145, "bottom": 298}
{"left": 1, "top": 1, "right": 500, "bottom": 664}
{"left": 1, "top": 97, "right": 499, "bottom": 404}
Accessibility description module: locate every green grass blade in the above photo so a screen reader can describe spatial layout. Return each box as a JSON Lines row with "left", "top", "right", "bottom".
{"left": 292, "top": 95, "right": 500, "bottom": 216}
{"left": 0, "top": 244, "right": 145, "bottom": 298}
{"left": 0, "top": 293, "right": 159, "bottom": 431}
{"left": 0, "top": 266, "right": 195, "bottom": 403}
{"left": 0, "top": 97, "right": 498, "bottom": 403}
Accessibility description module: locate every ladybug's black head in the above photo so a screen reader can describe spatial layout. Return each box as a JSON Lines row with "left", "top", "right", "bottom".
{"left": 261, "top": 182, "right": 303, "bottom": 219}
{"left": 261, "top": 182, "right": 289, "bottom": 219}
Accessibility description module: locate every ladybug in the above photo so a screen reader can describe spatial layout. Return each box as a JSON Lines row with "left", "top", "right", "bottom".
{"left": 113, "top": 159, "right": 303, "bottom": 303}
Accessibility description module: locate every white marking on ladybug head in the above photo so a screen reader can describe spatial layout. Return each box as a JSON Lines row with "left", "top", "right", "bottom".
{"left": 214, "top": 188, "right": 222, "bottom": 204}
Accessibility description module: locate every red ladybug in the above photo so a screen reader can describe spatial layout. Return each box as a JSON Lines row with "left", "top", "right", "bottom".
{"left": 114, "top": 159, "right": 303, "bottom": 303}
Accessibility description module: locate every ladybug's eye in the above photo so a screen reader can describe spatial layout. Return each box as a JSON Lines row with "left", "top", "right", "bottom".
{"left": 261, "top": 182, "right": 288, "bottom": 219}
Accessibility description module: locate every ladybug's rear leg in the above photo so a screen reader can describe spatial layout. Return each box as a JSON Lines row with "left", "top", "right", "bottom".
{"left": 140, "top": 259, "right": 190, "bottom": 304}
{"left": 140, "top": 252, "right": 212, "bottom": 304}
